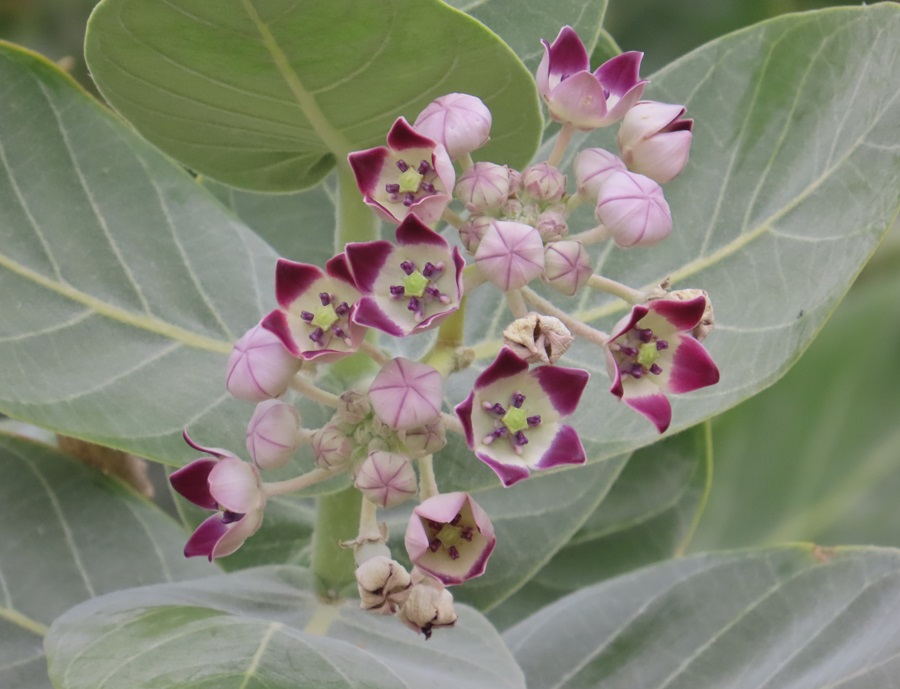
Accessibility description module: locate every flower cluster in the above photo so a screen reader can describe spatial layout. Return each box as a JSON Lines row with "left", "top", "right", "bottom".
{"left": 171, "top": 25, "right": 719, "bottom": 639}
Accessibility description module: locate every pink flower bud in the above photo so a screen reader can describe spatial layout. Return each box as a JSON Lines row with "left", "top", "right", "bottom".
{"left": 454, "top": 162, "right": 510, "bottom": 212}
{"left": 594, "top": 170, "right": 672, "bottom": 247}
{"left": 520, "top": 162, "right": 567, "bottom": 203}
{"left": 401, "top": 419, "right": 447, "bottom": 457}
{"left": 368, "top": 358, "right": 443, "bottom": 431}
{"left": 617, "top": 101, "right": 693, "bottom": 184}
{"left": 474, "top": 221, "right": 545, "bottom": 291}
{"left": 573, "top": 147, "right": 627, "bottom": 199}
{"left": 225, "top": 324, "right": 300, "bottom": 401}
{"left": 355, "top": 451, "right": 418, "bottom": 508}
{"left": 245, "top": 399, "right": 301, "bottom": 470}
{"left": 542, "top": 240, "right": 592, "bottom": 295}
{"left": 535, "top": 208, "right": 568, "bottom": 242}
{"left": 311, "top": 424, "right": 352, "bottom": 471}
{"left": 458, "top": 215, "right": 493, "bottom": 254}
{"left": 413, "top": 93, "right": 492, "bottom": 159}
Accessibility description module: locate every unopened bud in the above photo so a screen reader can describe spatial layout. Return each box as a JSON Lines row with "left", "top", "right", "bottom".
{"left": 535, "top": 208, "right": 568, "bottom": 241}
{"left": 225, "top": 324, "right": 300, "bottom": 401}
{"left": 542, "top": 241, "right": 592, "bottom": 296}
{"left": 594, "top": 170, "right": 672, "bottom": 248}
{"left": 311, "top": 424, "right": 352, "bottom": 471}
{"left": 617, "top": 101, "right": 693, "bottom": 184}
{"left": 475, "top": 221, "right": 545, "bottom": 291}
{"left": 573, "top": 147, "right": 626, "bottom": 199}
{"left": 355, "top": 451, "right": 418, "bottom": 508}
{"left": 503, "top": 313, "right": 574, "bottom": 365}
{"left": 455, "top": 162, "right": 510, "bottom": 212}
{"left": 245, "top": 399, "right": 301, "bottom": 470}
{"left": 458, "top": 215, "right": 493, "bottom": 254}
{"left": 336, "top": 390, "right": 372, "bottom": 427}
{"left": 401, "top": 419, "right": 447, "bottom": 457}
{"left": 397, "top": 572, "right": 457, "bottom": 639}
{"left": 665, "top": 289, "right": 714, "bottom": 341}
{"left": 521, "top": 162, "right": 567, "bottom": 203}
{"left": 356, "top": 556, "right": 412, "bottom": 615}
{"left": 413, "top": 93, "right": 492, "bottom": 159}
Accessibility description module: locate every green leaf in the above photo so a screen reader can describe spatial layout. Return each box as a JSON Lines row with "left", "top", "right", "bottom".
{"left": 489, "top": 423, "right": 711, "bottom": 629}
{"left": 691, "top": 269, "right": 900, "bottom": 552}
{"left": 84, "top": 0, "right": 542, "bottom": 191}
{"left": 457, "top": 4, "right": 900, "bottom": 466}
{"left": 0, "top": 434, "right": 210, "bottom": 689}
{"left": 46, "top": 565, "right": 526, "bottom": 689}
{"left": 504, "top": 545, "right": 900, "bottom": 689}
{"left": 0, "top": 43, "right": 278, "bottom": 464}
{"left": 444, "top": 0, "right": 608, "bottom": 71}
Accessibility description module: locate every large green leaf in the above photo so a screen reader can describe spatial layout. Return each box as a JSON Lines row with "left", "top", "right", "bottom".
{"left": 46, "top": 565, "right": 526, "bottom": 689}
{"left": 691, "top": 269, "right": 900, "bottom": 552}
{"left": 489, "top": 423, "right": 710, "bottom": 629}
{"left": 0, "top": 434, "right": 210, "bottom": 689}
{"left": 504, "top": 546, "right": 900, "bottom": 688}
{"left": 449, "top": 4, "right": 900, "bottom": 469}
{"left": 84, "top": 0, "right": 542, "bottom": 191}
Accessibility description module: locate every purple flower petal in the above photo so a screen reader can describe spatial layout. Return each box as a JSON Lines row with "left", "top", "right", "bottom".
{"left": 546, "top": 71, "right": 610, "bottom": 129}
{"left": 609, "top": 304, "right": 650, "bottom": 342}
{"left": 325, "top": 253, "right": 356, "bottom": 287}
{"left": 667, "top": 334, "right": 720, "bottom": 393}
{"left": 275, "top": 259, "right": 323, "bottom": 309}
{"left": 386, "top": 116, "right": 437, "bottom": 151}
{"left": 396, "top": 214, "right": 449, "bottom": 249}
{"left": 455, "top": 392, "right": 477, "bottom": 449}
{"left": 535, "top": 424, "right": 586, "bottom": 469}
{"left": 260, "top": 309, "right": 301, "bottom": 357}
{"left": 648, "top": 295, "right": 707, "bottom": 332}
{"left": 184, "top": 513, "right": 229, "bottom": 560}
{"left": 351, "top": 297, "right": 407, "bottom": 337}
{"left": 624, "top": 391, "right": 672, "bottom": 433}
{"left": 182, "top": 429, "right": 236, "bottom": 460}
{"left": 212, "top": 509, "right": 264, "bottom": 560}
{"left": 207, "top": 457, "right": 261, "bottom": 514}
{"left": 169, "top": 458, "right": 218, "bottom": 509}
{"left": 476, "top": 451, "right": 531, "bottom": 487}
{"left": 348, "top": 146, "right": 390, "bottom": 196}
{"left": 346, "top": 240, "right": 395, "bottom": 293}
{"left": 473, "top": 347, "right": 530, "bottom": 390}
{"left": 537, "top": 26, "right": 590, "bottom": 96}
{"left": 534, "top": 365, "right": 590, "bottom": 416}
{"left": 594, "top": 51, "right": 645, "bottom": 101}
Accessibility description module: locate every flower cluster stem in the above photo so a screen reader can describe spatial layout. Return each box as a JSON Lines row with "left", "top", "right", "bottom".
{"left": 311, "top": 486, "right": 361, "bottom": 600}
{"left": 547, "top": 123, "right": 575, "bottom": 167}
{"left": 336, "top": 163, "right": 380, "bottom": 249}
{"left": 587, "top": 273, "right": 656, "bottom": 304}
{"left": 417, "top": 454, "right": 439, "bottom": 501}
{"left": 262, "top": 467, "right": 335, "bottom": 497}
{"left": 290, "top": 374, "right": 340, "bottom": 407}
{"left": 506, "top": 289, "right": 529, "bottom": 318}
{"left": 441, "top": 207, "right": 465, "bottom": 229}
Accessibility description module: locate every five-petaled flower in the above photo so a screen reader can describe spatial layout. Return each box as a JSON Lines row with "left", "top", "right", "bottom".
{"left": 169, "top": 432, "right": 265, "bottom": 561}
{"left": 606, "top": 295, "right": 720, "bottom": 433}
{"left": 347, "top": 215, "right": 465, "bottom": 337}
{"left": 348, "top": 117, "right": 456, "bottom": 225}
{"left": 261, "top": 254, "right": 366, "bottom": 363}
{"left": 404, "top": 492, "right": 496, "bottom": 585}
{"left": 537, "top": 26, "right": 647, "bottom": 130}
{"left": 455, "top": 347, "right": 589, "bottom": 486}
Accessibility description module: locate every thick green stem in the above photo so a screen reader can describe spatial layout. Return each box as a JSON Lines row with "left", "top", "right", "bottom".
{"left": 336, "top": 162, "right": 380, "bottom": 250}
{"left": 311, "top": 486, "right": 361, "bottom": 600}
{"left": 422, "top": 295, "right": 467, "bottom": 377}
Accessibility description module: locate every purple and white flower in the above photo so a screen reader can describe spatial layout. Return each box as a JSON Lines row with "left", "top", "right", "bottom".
{"left": 347, "top": 215, "right": 464, "bottom": 337}
{"left": 368, "top": 357, "right": 443, "bottom": 430}
{"left": 261, "top": 254, "right": 365, "bottom": 363}
{"left": 404, "top": 492, "right": 495, "bottom": 585}
{"left": 455, "top": 348, "right": 589, "bottom": 486}
{"left": 348, "top": 117, "right": 455, "bottom": 225}
{"left": 606, "top": 295, "right": 720, "bottom": 433}
{"left": 169, "top": 432, "right": 265, "bottom": 561}
{"left": 537, "top": 26, "right": 647, "bottom": 130}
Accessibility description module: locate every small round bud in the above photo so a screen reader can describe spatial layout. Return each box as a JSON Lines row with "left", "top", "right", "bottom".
{"left": 311, "top": 424, "right": 352, "bottom": 471}
{"left": 356, "top": 556, "right": 412, "bottom": 615}
{"left": 617, "top": 101, "right": 693, "bottom": 184}
{"left": 226, "top": 324, "right": 300, "bottom": 401}
{"left": 665, "top": 289, "right": 715, "bottom": 341}
{"left": 355, "top": 451, "right": 418, "bottom": 508}
{"left": 535, "top": 208, "right": 568, "bottom": 242}
{"left": 397, "top": 573, "right": 457, "bottom": 639}
{"left": 245, "top": 399, "right": 301, "bottom": 470}
{"left": 573, "top": 147, "right": 626, "bottom": 199}
{"left": 474, "top": 221, "right": 545, "bottom": 291}
{"left": 542, "top": 240, "right": 592, "bottom": 296}
{"left": 401, "top": 419, "right": 447, "bottom": 457}
{"left": 520, "top": 162, "right": 567, "bottom": 203}
{"left": 503, "top": 313, "right": 573, "bottom": 365}
{"left": 458, "top": 215, "right": 493, "bottom": 254}
{"left": 368, "top": 358, "right": 443, "bottom": 431}
{"left": 454, "top": 162, "right": 511, "bottom": 212}
{"left": 594, "top": 170, "right": 672, "bottom": 248}
{"left": 413, "top": 93, "right": 492, "bottom": 159}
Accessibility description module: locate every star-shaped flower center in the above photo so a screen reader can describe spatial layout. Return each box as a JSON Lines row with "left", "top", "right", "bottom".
{"left": 426, "top": 512, "right": 474, "bottom": 560}
{"left": 300, "top": 292, "right": 352, "bottom": 348}
{"left": 481, "top": 391, "right": 542, "bottom": 455}
{"left": 612, "top": 326, "right": 669, "bottom": 379}
{"left": 389, "top": 259, "right": 451, "bottom": 321}
{"left": 385, "top": 158, "right": 440, "bottom": 207}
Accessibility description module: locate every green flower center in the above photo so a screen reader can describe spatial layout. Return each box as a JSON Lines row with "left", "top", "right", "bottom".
{"left": 637, "top": 342, "right": 660, "bottom": 368}
{"left": 403, "top": 270, "right": 429, "bottom": 298}
{"left": 311, "top": 303, "right": 339, "bottom": 331}
{"left": 436, "top": 523, "right": 464, "bottom": 549}
{"left": 398, "top": 168, "right": 424, "bottom": 194}
{"left": 501, "top": 406, "right": 529, "bottom": 434}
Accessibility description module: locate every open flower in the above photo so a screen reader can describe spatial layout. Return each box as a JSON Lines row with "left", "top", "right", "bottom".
{"left": 537, "top": 26, "right": 646, "bottom": 130}
{"left": 348, "top": 117, "right": 455, "bottom": 225}
{"left": 606, "top": 295, "right": 720, "bottom": 432}
{"left": 169, "top": 432, "right": 265, "bottom": 561}
{"left": 404, "top": 492, "right": 495, "bottom": 585}
{"left": 261, "top": 254, "right": 365, "bottom": 363}
{"left": 347, "top": 215, "right": 464, "bottom": 337}
{"left": 455, "top": 348, "right": 589, "bottom": 486}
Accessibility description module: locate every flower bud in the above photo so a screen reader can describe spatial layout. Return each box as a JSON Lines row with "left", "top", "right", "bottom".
{"left": 520, "top": 162, "right": 567, "bottom": 203}
{"left": 594, "top": 170, "right": 671, "bottom": 248}
{"left": 503, "top": 313, "right": 573, "bottom": 365}
{"left": 368, "top": 358, "right": 443, "bottom": 431}
{"left": 397, "top": 572, "right": 457, "bottom": 639}
{"left": 535, "top": 208, "right": 568, "bottom": 242}
{"left": 458, "top": 215, "right": 493, "bottom": 254}
{"left": 311, "top": 424, "right": 352, "bottom": 471}
{"left": 225, "top": 324, "right": 300, "bottom": 401}
{"left": 475, "top": 221, "right": 545, "bottom": 291}
{"left": 542, "top": 240, "right": 592, "bottom": 296}
{"left": 356, "top": 556, "right": 412, "bottom": 614}
{"left": 664, "top": 289, "right": 714, "bottom": 341}
{"left": 245, "top": 399, "right": 301, "bottom": 470}
{"left": 454, "top": 162, "right": 511, "bottom": 212}
{"left": 401, "top": 419, "right": 447, "bottom": 457}
{"left": 413, "top": 93, "right": 492, "bottom": 159}
{"left": 335, "top": 390, "right": 372, "bottom": 427}
{"left": 617, "top": 101, "right": 693, "bottom": 184}
{"left": 506, "top": 168, "right": 523, "bottom": 195}
{"left": 573, "top": 147, "right": 626, "bottom": 199}
{"left": 355, "top": 451, "right": 418, "bottom": 508}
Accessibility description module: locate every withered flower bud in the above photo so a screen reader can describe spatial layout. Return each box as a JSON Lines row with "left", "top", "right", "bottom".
{"left": 503, "top": 312, "right": 574, "bottom": 364}
{"left": 356, "top": 556, "right": 412, "bottom": 615}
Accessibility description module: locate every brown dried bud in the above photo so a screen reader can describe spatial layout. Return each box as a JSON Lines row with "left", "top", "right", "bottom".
{"left": 665, "top": 289, "right": 715, "bottom": 341}
{"left": 397, "top": 571, "right": 457, "bottom": 639}
{"left": 503, "top": 313, "right": 574, "bottom": 365}
{"left": 356, "top": 556, "right": 412, "bottom": 615}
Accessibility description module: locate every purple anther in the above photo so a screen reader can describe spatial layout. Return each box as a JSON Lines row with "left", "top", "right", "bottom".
{"left": 619, "top": 346, "right": 638, "bottom": 357}
{"left": 403, "top": 192, "right": 416, "bottom": 207}
{"left": 450, "top": 512, "right": 461, "bottom": 526}
{"left": 428, "top": 539, "right": 441, "bottom": 553}
{"left": 385, "top": 183, "right": 400, "bottom": 194}
{"left": 422, "top": 262, "right": 437, "bottom": 278}
{"left": 333, "top": 326, "right": 345, "bottom": 338}
{"left": 638, "top": 328, "right": 654, "bottom": 343}
{"left": 656, "top": 340, "right": 669, "bottom": 351}
{"left": 400, "top": 260, "right": 415, "bottom": 275}
{"left": 526, "top": 415, "right": 542, "bottom": 427}
{"left": 483, "top": 427, "right": 508, "bottom": 444}
{"left": 482, "top": 401, "right": 506, "bottom": 416}
{"left": 417, "top": 160, "right": 432, "bottom": 175}
{"left": 511, "top": 392, "right": 526, "bottom": 408}
{"left": 448, "top": 546, "right": 460, "bottom": 560}
{"left": 514, "top": 431, "right": 529, "bottom": 446}
{"left": 389, "top": 284, "right": 405, "bottom": 298}
{"left": 420, "top": 182, "right": 436, "bottom": 193}
{"left": 308, "top": 327, "right": 326, "bottom": 345}
{"left": 407, "top": 296, "right": 423, "bottom": 315}
{"left": 335, "top": 301, "right": 350, "bottom": 316}
{"left": 460, "top": 528, "right": 473, "bottom": 541}
{"left": 396, "top": 159, "right": 409, "bottom": 172}
{"left": 428, "top": 520, "right": 442, "bottom": 530}
{"left": 300, "top": 310, "right": 314, "bottom": 322}
{"left": 649, "top": 363, "right": 663, "bottom": 375}
{"left": 319, "top": 292, "right": 332, "bottom": 306}
{"left": 629, "top": 364, "right": 645, "bottom": 378}
{"left": 222, "top": 510, "right": 244, "bottom": 524}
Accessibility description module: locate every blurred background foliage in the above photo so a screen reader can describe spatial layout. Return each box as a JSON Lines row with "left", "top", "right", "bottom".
{"left": 1, "top": 0, "right": 896, "bottom": 553}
